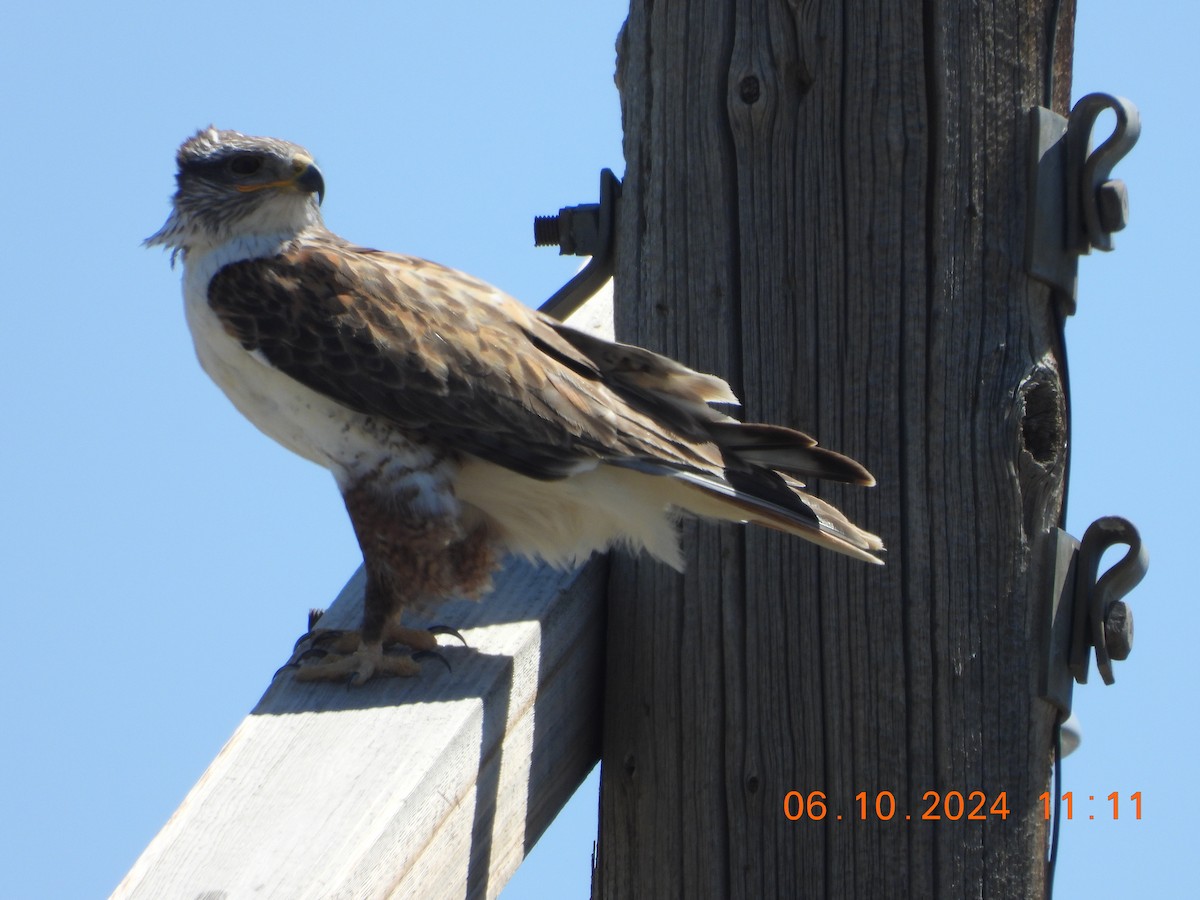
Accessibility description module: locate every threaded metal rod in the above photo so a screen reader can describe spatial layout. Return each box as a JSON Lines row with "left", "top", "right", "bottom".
{"left": 533, "top": 215, "right": 561, "bottom": 247}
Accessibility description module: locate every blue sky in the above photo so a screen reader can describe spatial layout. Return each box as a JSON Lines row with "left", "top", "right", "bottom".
{"left": 0, "top": 2, "right": 1190, "bottom": 897}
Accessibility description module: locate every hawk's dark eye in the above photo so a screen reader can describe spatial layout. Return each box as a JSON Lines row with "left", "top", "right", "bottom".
{"left": 228, "top": 154, "right": 263, "bottom": 176}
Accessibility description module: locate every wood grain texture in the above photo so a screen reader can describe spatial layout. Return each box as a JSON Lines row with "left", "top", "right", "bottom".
{"left": 598, "top": 1, "right": 1073, "bottom": 896}
{"left": 114, "top": 555, "right": 606, "bottom": 900}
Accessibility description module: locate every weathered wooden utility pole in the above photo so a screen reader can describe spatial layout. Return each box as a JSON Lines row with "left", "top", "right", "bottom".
{"left": 597, "top": 1, "right": 1075, "bottom": 896}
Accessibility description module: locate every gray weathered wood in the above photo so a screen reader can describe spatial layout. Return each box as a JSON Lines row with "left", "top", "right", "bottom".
{"left": 114, "top": 556, "right": 605, "bottom": 900}
{"left": 597, "top": 1, "right": 1072, "bottom": 896}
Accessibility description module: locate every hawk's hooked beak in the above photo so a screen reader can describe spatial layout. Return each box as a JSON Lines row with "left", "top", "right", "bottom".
{"left": 234, "top": 156, "right": 325, "bottom": 205}
{"left": 293, "top": 158, "right": 325, "bottom": 205}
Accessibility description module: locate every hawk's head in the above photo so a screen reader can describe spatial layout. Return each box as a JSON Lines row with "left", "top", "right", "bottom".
{"left": 146, "top": 127, "right": 325, "bottom": 261}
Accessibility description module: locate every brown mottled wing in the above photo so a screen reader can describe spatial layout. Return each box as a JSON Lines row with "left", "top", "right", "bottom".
{"left": 206, "top": 236, "right": 729, "bottom": 480}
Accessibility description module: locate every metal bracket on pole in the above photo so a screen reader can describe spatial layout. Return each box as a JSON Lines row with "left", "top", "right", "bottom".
{"left": 1041, "top": 516, "right": 1148, "bottom": 724}
{"left": 1026, "top": 93, "right": 1140, "bottom": 315}
{"left": 533, "top": 169, "right": 621, "bottom": 321}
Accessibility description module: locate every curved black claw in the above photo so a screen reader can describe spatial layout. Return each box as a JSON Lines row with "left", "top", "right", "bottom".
{"left": 428, "top": 625, "right": 468, "bottom": 647}
{"left": 292, "top": 628, "right": 348, "bottom": 653}
{"left": 273, "top": 646, "right": 331, "bottom": 680}
{"left": 411, "top": 648, "right": 453, "bottom": 673}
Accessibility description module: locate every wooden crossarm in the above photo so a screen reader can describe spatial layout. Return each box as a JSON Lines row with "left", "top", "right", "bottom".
{"left": 113, "top": 556, "right": 606, "bottom": 899}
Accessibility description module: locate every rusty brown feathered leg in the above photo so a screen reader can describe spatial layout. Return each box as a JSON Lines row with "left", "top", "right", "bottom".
{"left": 290, "top": 482, "right": 497, "bottom": 685}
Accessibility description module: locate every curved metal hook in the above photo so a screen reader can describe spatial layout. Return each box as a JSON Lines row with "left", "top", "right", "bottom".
{"left": 1070, "top": 516, "right": 1148, "bottom": 685}
{"left": 1067, "top": 94, "right": 1141, "bottom": 253}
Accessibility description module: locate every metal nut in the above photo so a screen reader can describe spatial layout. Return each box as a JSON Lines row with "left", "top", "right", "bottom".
{"left": 1103, "top": 600, "right": 1134, "bottom": 661}
{"left": 1097, "top": 180, "right": 1129, "bottom": 233}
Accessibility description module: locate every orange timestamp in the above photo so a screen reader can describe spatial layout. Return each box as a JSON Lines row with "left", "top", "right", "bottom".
{"left": 784, "top": 791, "right": 1145, "bottom": 822}
{"left": 1039, "top": 791, "right": 1142, "bottom": 820}
{"left": 783, "top": 790, "right": 1012, "bottom": 822}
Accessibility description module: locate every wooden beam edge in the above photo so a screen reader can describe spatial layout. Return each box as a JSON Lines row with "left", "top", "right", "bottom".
{"left": 112, "top": 555, "right": 607, "bottom": 900}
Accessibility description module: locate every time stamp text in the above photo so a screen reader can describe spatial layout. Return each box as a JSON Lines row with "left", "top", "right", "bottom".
{"left": 783, "top": 791, "right": 1142, "bottom": 822}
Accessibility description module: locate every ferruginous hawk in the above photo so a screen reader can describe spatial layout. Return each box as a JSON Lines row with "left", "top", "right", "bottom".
{"left": 148, "top": 127, "right": 883, "bottom": 685}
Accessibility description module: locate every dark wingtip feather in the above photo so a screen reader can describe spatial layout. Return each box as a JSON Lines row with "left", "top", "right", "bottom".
{"left": 671, "top": 468, "right": 886, "bottom": 564}
{"left": 709, "top": 421, "right": 876, "bottom": 486}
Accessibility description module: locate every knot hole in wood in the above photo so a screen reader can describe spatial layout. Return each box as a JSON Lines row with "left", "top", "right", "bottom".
{"left": 1019, "top": 370, "right": 1065, "bottom": 466}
